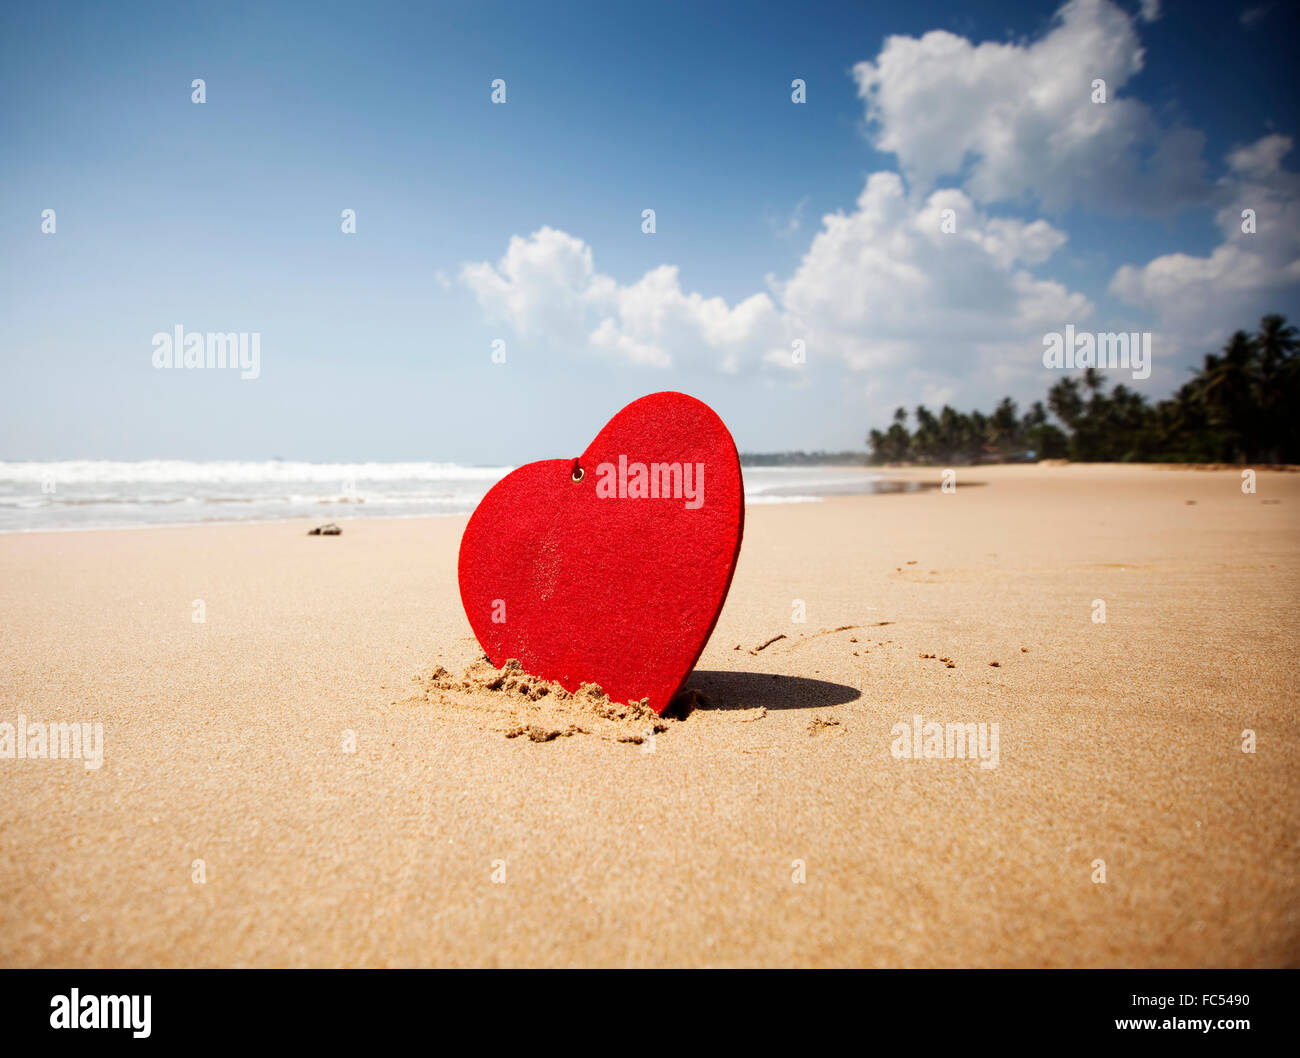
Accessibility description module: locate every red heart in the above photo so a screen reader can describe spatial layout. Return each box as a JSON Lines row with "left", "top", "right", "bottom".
{"left": 457, "top": 392, "right": 745, "bottom": 714}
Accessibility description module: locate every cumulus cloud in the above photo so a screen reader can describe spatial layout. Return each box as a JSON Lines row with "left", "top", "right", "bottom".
{"left": 461, "top": 227, "right": 784, "bottom": 371}
{"left": 1110, "top": 135, "right": 1300, "bottom": 350}
{"left": 852, "top": 0, "right": 1205, "bottom": 213}
{"left": 779, "top": 174, "right": 1087, "bottom": 379}
{"left": 460, "top": 226, "right": 599, "bottom": 350}
{"left": 462, "top": 173, "right": 1090, "bottom": 405}
{"left": 460, "top": 0, "right": 1297, "bottom": 420}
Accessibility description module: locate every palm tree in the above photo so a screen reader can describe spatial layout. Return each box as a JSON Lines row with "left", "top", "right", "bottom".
{"left": 863, "top": 313, "right": 1296, "bottom": 465}
{"left": 937, "top": 406, "right": 964, "bottom": 464}
{"left": 1022, "top": 400, "right": 1068, "bottom": 459}
{"left": 1256, "top": 314, "right": 1298, "bottom": 367}
{"left": 988, "top": 397, "right": 1021, "bottom": 456}
{"left": 1201, "top": 331, "right": 1256, "bottom": 461}
{"left": 1253, "top": 315, "right": 1299, "bottom": 462}
{"left": 913, "top": 405, "right": 940, "bottom": 463}
{"left": 1022, "top": 401, "right": 1048, "bottom": 430}
{"left": 1047, "top": 377, "right": 1084, "bottom": 428}
{"left": 867, "top": 408, "right": 913, "bottom": 464}
{"left": 966, "top": 409, "right": 989, "bottom": 463}
{"left": 1081, "top": 366, "right": 1105, "bottom": 397}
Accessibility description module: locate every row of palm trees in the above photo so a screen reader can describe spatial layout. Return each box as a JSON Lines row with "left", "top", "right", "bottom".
{"left": 867, "top": 315, "right": 1299, "bottom": 465}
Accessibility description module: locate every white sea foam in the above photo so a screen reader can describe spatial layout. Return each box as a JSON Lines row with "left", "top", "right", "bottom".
{"left": 0, "top": 460, "right": 511, "bottom": 485}
{"left": 0, "top": 461, "right": 879, "bottom": 532}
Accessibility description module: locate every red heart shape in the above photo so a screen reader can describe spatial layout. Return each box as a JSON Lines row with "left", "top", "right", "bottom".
{"left": 457, "top": 392, "right": 745, "bottom": 714}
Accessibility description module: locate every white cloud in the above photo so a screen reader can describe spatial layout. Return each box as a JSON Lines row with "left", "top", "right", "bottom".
{"left": 1139, "top": 0, "right": 1161, "bottom": 23}
{"left": 461, "top": 227, "right": 784, "bottom": 371}
{"left": 852, "top": 0, "right": 1205, "bottom": 213}
{"left": 460, "top": 226, "right": 598, "bottom": 349}
{"left": 461, "top": 0, "right": 1298, "bottom": 423}
{"left": 462, "top": 173, "right": 1091, "bottom": 408}
{"left": 779, "top": 174, "right": 1089, "bottom": 378}
{"left": 1110, "top": 135, "right": 1300, "bottom": 336}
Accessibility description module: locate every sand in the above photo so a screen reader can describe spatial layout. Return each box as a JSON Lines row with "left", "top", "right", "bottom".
{"left": 0, "top": 463, "right": 1296, "bottom": 967}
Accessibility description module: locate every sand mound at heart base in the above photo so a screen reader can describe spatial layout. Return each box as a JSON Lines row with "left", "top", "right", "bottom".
{"left": 411, "top": 658, "right": 674, "bottom": 743}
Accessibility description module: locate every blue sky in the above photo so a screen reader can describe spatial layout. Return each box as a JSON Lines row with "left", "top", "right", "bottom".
{"left": 2, "top": 0, "right": 1297, "bottom": 462}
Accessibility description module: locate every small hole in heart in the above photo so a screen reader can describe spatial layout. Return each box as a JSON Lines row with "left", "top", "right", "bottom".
{"left": 572, "top": 465, "right": 584, "bottom": 483}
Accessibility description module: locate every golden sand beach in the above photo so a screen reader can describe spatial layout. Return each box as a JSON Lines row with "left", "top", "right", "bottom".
{"left": 1, "top": 464, "right": 1296, "bottom": 967}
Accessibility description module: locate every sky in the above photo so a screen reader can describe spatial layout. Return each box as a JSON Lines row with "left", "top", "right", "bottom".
{"left": 1, "top": 0, "right": 1297, "bottom": 464}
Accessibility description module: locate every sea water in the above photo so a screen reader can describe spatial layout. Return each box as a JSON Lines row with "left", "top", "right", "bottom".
{"left": 0, "top": 461, "right": 895, "bottom": 533}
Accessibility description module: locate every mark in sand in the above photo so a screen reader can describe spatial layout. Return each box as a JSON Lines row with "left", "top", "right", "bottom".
{"left": 410, "top": 657, "right": 670, "bottom": 744}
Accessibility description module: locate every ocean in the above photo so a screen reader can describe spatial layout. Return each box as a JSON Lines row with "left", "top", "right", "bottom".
{"left": 0, "top": 461, "right": 892, "bottom": 533}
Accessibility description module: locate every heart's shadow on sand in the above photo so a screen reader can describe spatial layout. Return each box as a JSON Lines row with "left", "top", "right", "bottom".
{"left": 672, "top": 670, "right": 860, "bottom": 715}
